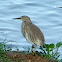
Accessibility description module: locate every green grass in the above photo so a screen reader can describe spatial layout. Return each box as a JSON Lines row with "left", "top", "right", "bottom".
{"left": 0, "top": 39, "right": 62, "bottom": 62}
{"left": 0, "top": 39, "right": 12, "bottom": 62}
{"left": 37, "top": 42, "right": 62, "bottom": 62}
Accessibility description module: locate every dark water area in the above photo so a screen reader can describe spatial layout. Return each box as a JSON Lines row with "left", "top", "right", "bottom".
{"left": 0, "top": 0, "right": 62, "bottom": 59}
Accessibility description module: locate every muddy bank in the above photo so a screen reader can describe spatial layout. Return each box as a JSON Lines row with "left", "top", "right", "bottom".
{"left": 4, "top": 51, "right": 57, "bottom": 62}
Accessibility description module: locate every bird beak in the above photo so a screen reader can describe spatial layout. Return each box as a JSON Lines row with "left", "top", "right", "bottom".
{"left": 13, "top": 17, "right": 21, "bottom": 20}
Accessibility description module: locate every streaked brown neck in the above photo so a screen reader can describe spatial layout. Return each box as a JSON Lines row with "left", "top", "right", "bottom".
{"left": 23, "top": 21, "right": 32, "bottom": 26}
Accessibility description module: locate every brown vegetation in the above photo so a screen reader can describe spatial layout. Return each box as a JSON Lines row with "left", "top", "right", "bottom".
{"left": 4, "top": 51, "right": 57, "bottom": 62}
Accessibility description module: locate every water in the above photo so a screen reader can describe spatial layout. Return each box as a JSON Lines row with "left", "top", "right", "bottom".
{"left": 0, "top": 0, "right": 62, "bottom": 59}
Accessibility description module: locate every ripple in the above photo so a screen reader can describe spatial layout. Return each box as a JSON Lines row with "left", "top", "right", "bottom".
{"left": 0, "top": 28, "right": 19, "bottom": 32}
{"left": 0, "top": 0, "right": 62, "bottom": 59}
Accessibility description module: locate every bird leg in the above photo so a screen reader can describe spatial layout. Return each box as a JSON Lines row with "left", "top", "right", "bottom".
{"left": 34, "top": 44, "right": 37, "bottom": 52}
{"left": 31, "top": 45, "right": 34, "bottom": 53}
{"left": 31, "top": 44, "right": 37, "bottom": 53}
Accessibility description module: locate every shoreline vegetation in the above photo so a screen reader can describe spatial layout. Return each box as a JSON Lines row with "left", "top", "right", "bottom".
{"left": 0, "top": 40, "right": 62, "bottom": 62}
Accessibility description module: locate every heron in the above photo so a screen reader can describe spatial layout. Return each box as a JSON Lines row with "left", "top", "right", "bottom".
{"left": 14, "top": 16, "right": 45, "bottom": 53}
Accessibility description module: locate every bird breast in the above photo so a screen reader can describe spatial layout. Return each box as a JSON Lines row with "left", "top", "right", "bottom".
{"left": 21, "top": 22, "right": 45, "bottom": 46}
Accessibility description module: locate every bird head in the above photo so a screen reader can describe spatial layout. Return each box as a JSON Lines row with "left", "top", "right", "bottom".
{"left": 13, "top": 16, "right": 31, "bottom": 22}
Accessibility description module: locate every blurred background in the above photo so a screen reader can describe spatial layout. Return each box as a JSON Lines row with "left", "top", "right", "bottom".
{"left": 0, "top": 0, "right": 62, "bottom": 59}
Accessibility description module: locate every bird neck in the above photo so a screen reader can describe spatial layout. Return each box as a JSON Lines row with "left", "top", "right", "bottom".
{"left": 23, "top": 21, "right": 32, "bottom": 26}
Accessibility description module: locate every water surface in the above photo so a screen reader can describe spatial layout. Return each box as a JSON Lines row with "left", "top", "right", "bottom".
{"left": 0, "top": 0, "right": 62, "bottom": 59}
